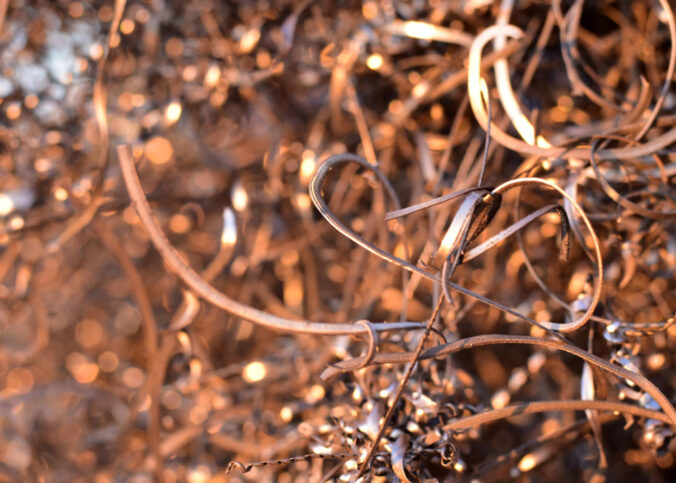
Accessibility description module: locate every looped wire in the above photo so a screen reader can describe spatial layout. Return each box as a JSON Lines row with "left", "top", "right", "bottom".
{"left": 355, "top": 319, "right": 380, "bottom": 369}
{"left": 310, "top": 154, "right": 582, "bottom": 338}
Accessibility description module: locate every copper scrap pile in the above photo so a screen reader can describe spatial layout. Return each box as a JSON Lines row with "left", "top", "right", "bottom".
{"left": 1, "top": 0, "right": 675, "bottom": 481}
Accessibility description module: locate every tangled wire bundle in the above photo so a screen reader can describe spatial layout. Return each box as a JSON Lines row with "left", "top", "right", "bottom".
{"left": 1, "top": 0, "right": 675, "bottom": 481}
